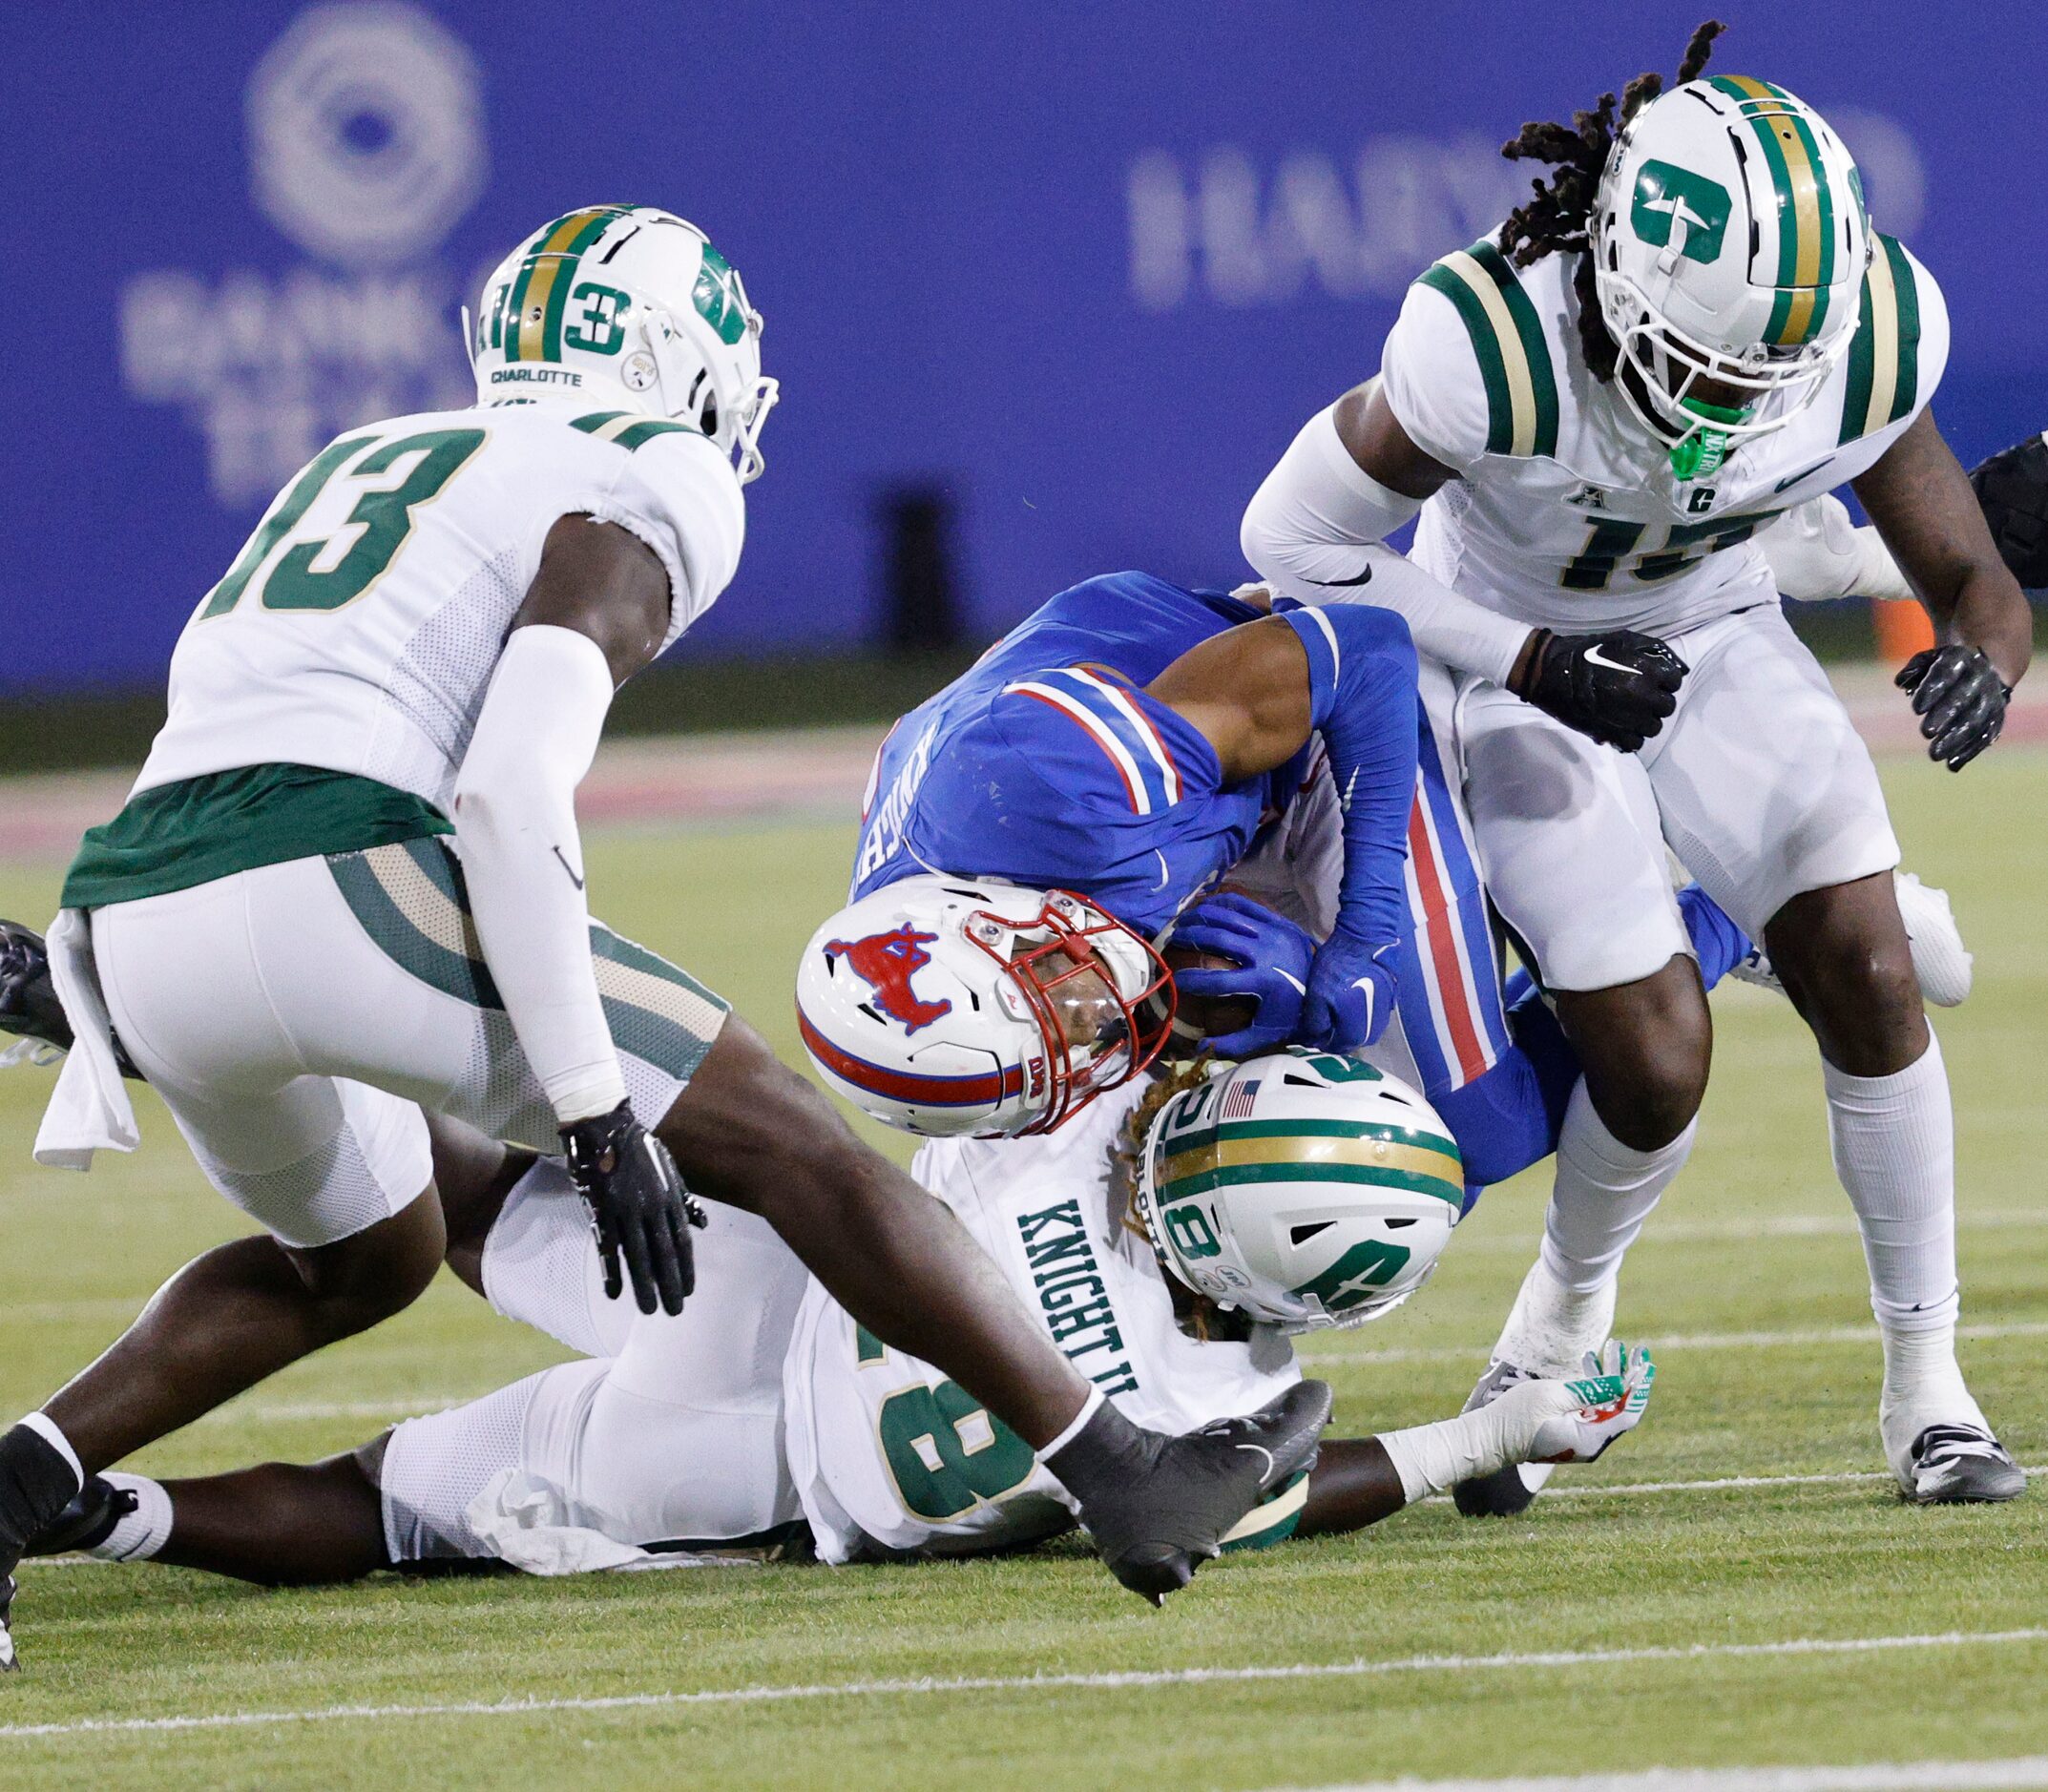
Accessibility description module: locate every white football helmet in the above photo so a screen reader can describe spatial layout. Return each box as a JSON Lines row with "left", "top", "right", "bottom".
{"left": 470, "top": 204, "right": 779, "bottom": 483}
{"left": 1138, "top": 1051, "right": 1464, "bottom": 1330}
{"left": 1592, "top": 75, "right": 1868, "bottom": 472}
{"left": 796, "top": 874, "right": 1173, "bottom": 1138}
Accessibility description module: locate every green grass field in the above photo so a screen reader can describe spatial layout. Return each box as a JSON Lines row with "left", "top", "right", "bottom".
{"left": 1, "top": 745, "right": 2044, "bottom": 1790}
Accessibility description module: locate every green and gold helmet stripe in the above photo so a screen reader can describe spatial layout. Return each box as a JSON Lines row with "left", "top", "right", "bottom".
{"left": 1159, "top": 1120, "right": 1465, "bottom": 1209}
{"left": 1416, "top": 240, "right": 1560, "bottom": 457}
{"left": 1838, "top": 234, "right": 1923, "bottom": 445}
{"left": 1709, "top": 75, "right": 1838, "bottom": 346}
{"left": 504, "top": 206, "right": 637, "bottom": 363}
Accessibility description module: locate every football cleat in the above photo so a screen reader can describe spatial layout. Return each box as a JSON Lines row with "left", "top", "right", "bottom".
{"left": 1452, "top": 1360, "right": 1556, "bottom": 1517}
{"left": 1075, "top": 1381, "right": 1332, "bottom": 1604}
{"left": 1893, "top": 871, "right": 1973, "bottom": 1008}
{"left": 1900, "top": 1424, "right": 2027, "bottom": 1505}
{"left": 1723, "top": 871, "right": 1972, "bottom": 1009}
{"left": 0, "top": 920, "right": 139, "bottom": 1078}
{"left": 0, "top": 1575, "right": 14, "bottom": 1674}
{"left": 24, "top": 1477, "right": 134, "bottom": 1558}
{"left": 0, "top": 920, "right": 73, "bottom": 1059}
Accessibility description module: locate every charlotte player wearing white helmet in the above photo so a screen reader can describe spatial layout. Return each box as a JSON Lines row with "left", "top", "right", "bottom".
{"left": 0, "top": 209, "right": 1319, "bottom": 1670}
{"left": 1241, "top": 22, "right": 2031, "bottom": 1507}
{"left": 26, "top": 1055, "right": 1652, "bottom": 1583}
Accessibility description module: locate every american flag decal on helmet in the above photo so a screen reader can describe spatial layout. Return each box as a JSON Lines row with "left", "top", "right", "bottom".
{"left": 1221, "top": 1078, "right": 1261, "bottom": 1120}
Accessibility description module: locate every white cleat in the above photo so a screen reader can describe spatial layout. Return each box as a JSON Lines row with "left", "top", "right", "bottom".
{"left": 1893, "top": 870, "right": 1973, "bottom": 1008}
{"left": 1726, "top": 869, "right": 1972, "bottom": 1008}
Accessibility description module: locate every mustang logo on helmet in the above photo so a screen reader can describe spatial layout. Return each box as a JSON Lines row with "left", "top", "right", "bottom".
{"left": 825, "top": 926, "right": 953, "bottom": 1033}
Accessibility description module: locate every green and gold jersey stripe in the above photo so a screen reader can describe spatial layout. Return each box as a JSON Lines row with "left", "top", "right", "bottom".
{"left": 570, "top": 410, "right": 694, "bottom": 450}
{"left": 1839, "top": 234, "right": 1923, "bottom": 445}
{"left": 1710, "top": 75, "right": 1838, "bottom": 346}
{"left": 1417, "top": 241, "right": 1559, "bottom": 457}
{"left": 504, "top": 206, "right": 635, "bottom": 363}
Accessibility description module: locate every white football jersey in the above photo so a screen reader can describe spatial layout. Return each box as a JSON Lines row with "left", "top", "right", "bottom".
{"left": 133, "top": 405, "right": 744, "bottom": 807}
{"left": 1378, "top": 233, "right": 1946, "bottom": 634}
{"left": 782, "top": 1081, "right": 1302, "bottom": 1563}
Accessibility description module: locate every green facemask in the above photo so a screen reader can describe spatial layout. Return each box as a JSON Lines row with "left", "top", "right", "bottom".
{"left": 1667, "top": 395, "right": 1749, "bottom": 481}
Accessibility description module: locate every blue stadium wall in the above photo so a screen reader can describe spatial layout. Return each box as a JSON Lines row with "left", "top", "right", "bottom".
{"left": 6, "top": 0, "right": 2042, "bottom": 692}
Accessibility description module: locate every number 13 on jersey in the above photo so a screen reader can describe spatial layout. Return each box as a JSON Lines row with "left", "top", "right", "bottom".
{"left": 199, "top": 428, "right": 487, "bottom": 619}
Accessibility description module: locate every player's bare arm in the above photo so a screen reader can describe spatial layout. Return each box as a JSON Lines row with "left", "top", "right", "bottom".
{"left": 1245, "top": 381, "right": 1686, "bottom": 753}
{"left": 1853, "top": 409, "right": 2030, "bottom": 770}
{"left": 1149, "top": 604, "right": 1420, "bottom": 1052}
{"left": 513, "top": 515, "right": 674, "bottom": 685}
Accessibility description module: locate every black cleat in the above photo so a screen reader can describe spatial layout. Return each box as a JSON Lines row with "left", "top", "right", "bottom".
{"left": 24, "top": 1477, "right": 133, "bottom": 1558}
{"left": 0, "top": 920, "right": 73, "bottom": 1055}
{"left": 1903, "top": 1423, "right": 2028, "bottom": 1505}
{"left": 1063, "top": 1381, "right": 1332, "bottom": 1604}
{"left": 0, "top": 920, "right": 137, "bottom": 1079}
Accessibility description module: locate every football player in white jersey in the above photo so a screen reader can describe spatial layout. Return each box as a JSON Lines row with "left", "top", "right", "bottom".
{"left": 1240, "top": 24, "right": 2032, "bottom": 1507}
{"left": 0, "top": 208, "right": 1319, "bottom": 1668}
{"left": 20, "top": 1054, "right": 1652, "bottom": 1584}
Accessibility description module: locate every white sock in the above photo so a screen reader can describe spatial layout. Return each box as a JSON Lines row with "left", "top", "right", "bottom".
{"left": 1823, "top": 1030, "right": 1979, "bottom": 1445}
{"left": 1493, "top": 1260, "right": 1618, "bottom": 1380}
{"left": 1493, "top": 1082, "right": 1694, "bottom": 1376}
{"left": 87, "top": 1473, "right": 173, "bottom": 1562}
{"left": 1540, "top": 1080, "right": 1697, "bottom": 1293}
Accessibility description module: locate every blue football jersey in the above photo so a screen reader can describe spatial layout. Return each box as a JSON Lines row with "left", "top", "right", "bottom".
{"left": 850, "top": 572, "right": 1310, "bottom": 935}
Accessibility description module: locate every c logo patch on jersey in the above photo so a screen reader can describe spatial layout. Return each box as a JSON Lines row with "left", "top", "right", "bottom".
{"left": 825, "top": 926, "right": 953, "bottom": 1033}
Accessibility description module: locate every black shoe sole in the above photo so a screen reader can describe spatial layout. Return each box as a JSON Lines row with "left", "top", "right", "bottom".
{"left": 1452, "top": 1463, "right": 1538, "bottom": 1517}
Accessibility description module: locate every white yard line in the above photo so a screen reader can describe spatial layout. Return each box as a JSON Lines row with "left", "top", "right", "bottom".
{"left": 1460, "top": 1210, "right": 2048, "bottom": 1253}
{"left": 1303, "top": 1318, "right": 2048, "bottom": 1369}
{"left": 1264, "top": 1757, "right": 2048, "bottom": 1791}
{"left": 4, "top": 1629, "right": 2048, "bottom": 1741}
{"left": 28, "top": 1463, "right": 2041, "bottom": 1573}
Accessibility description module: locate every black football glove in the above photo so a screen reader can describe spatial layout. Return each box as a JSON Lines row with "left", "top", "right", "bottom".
{"left": 559, "top": 1099, "right": 706, "bottom": 1316}
{"left": 1511, "top": 629, "right": 1689, "bottom": 752}
{"left": 1896, "top": 645, "right": 2012, "bottom": 773}
{"left": 1969, "top": 433, "right": 2048, "bottom": 590}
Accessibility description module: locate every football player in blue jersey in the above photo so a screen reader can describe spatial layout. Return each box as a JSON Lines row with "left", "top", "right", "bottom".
{"left": 796, "top": 568, "right": 1746, "bottom": 1198}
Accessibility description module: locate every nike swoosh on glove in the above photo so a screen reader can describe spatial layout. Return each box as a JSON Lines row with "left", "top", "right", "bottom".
{"left": 1513, "top": 630, "right": 1688, "bottom": 752}
{"left": 1897, "top": 645, "right": 2012, "bottom": 772}
{"left": 1170, "top": 891, "right": 1316, "bottom": 1056}
{"left": 1300, "top": 932, "right": 1397, "bottom": 1053}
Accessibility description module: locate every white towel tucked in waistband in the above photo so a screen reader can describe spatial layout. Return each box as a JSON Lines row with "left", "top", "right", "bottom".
{"left": 33, "top": 908, "right": 139, "bottom": 1172}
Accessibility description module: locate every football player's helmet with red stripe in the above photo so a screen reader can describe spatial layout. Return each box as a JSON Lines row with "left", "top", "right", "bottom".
{"left": 796, "top": 874, "right": 1172, "bottom": 1137}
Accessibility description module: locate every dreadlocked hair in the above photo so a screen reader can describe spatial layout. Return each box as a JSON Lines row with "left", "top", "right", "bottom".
{"left": 1495, "top": 19, "right": 1727, "bottom": 381}
{"left": 1105, "top": 1056, "right": 1255, "bottom": 1344}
